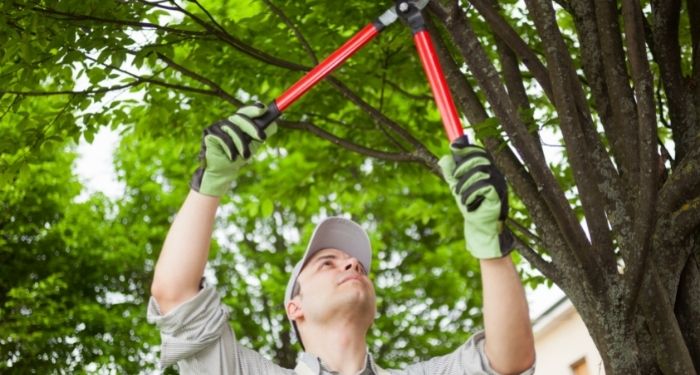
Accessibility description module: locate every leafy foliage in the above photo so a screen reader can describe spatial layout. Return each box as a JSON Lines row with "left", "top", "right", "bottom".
{"left": 3, "top": 0, "right": 700, "bottom": 373}
{"left": 0, "top": 0, "right": 500, "bottom": 372}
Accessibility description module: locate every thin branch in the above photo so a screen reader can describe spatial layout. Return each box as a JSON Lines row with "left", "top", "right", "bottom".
{"left": 0, "top": 81, "right": 142, "bottom": 96}
{"left": 262, "top": 0, "right": 318, "bottom": 64}
{"left": 285, "top": 111, "right": 349, "bottom": 127}
{"left": 460, "top": 0, "right": 555, "bottom": 101}
{"left": 379, "top": 78, "right": 433, "bottom": 101}
{"left": 325, "top": 78, "right": 428, "bottom": 153}
{"left": 277, "top": 119, "right": 437, "bottom": 173}
{"left": 188, "top": 0, "right": 231, "bottom": 36}
{"left": 82, "top": 54, "right": 228, "bottom": 100}
{"left": 27, "top": 4, "right": 209, "bottom": 38}
{"left": 135, "top": 0, "right": 179, "bottom": 11}
{"left": 46, "top": 94, "right": 77, "bottom": 128}
{"left": 511, "top": 235, "right": 558, "bottom": 282}
{"left": 285, "top": 110, "right": 402, "bottom": 153}
{"left": 163, "top": 0, "right": 308, "bottom": 72}
{"left": 155, "top": 52, "right": 240, "bottom": 105}
{"left": 0, "top": 95, "right": 23, "bottom": 122}
{"left": 506, "top": 218, "right": 543, "bottom": 246}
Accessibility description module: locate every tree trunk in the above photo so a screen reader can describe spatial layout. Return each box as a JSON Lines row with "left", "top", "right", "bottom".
{"left": 560, "top": 263, "right": 699, "bottom": 374}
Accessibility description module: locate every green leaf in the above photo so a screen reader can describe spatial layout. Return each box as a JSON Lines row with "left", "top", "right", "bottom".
{"left": 261, "top": 199, "right": 274, "bottom": 217}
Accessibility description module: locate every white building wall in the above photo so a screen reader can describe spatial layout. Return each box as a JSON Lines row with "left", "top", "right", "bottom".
{"left": 533, "top": 299, "right": 606, "bottom": 375}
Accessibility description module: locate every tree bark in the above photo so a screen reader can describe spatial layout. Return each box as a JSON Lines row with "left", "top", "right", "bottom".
{"left": 675, "top": 247, "right": 700, "bottom": 371}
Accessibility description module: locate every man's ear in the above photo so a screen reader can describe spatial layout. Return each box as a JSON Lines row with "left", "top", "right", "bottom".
{"left": 286, "top": 297, "right": 303, "bottom": 321}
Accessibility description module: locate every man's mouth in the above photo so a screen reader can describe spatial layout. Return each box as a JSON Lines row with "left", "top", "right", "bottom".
{"left": 338, "top": 274, "right": 363, "bottom": 285}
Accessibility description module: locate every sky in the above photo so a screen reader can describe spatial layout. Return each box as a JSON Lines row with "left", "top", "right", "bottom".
{"left": 73, "top": 127, "right": 566, "bottom": 319}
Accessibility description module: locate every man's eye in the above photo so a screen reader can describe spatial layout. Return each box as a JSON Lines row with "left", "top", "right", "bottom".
{"left": 321, "top": 261, "right": 333, "bottom": 267}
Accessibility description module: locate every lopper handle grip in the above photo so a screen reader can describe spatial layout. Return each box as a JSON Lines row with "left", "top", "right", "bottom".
{"left": 252, "top": 101, "right": 282, "bottom": 131}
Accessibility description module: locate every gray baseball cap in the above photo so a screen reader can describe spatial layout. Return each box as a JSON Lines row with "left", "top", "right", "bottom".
{"left": 283, "top": 216, "right": 373, "bottom": 347}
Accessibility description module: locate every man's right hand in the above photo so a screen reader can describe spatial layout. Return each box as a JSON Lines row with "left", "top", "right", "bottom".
{"left": 190, "top": 103, "right": 277, "bottom": 197}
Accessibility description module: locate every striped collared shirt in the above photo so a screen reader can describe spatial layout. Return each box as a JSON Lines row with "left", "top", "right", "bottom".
{"left": 147, "top": 287, "right": 535, "bottom": 374}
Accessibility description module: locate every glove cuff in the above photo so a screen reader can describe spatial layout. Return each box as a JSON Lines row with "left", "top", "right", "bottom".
{"left": 190, "top": 167, "right": 227, "bottom": 197}
{"left": 465, "top": 223, "right": 515, "bottom": 259}
{"left": 498, "top": 227, "right": 515, "bottom": 257}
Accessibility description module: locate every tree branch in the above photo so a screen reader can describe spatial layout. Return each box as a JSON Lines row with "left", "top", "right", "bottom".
{"left": 567, "top": 0, "right": 628, "bottom": 173}
{"left": 651, "top": 0, "right": 693, "bottom": 161}
{"left": 163, "top": 0, "right": 308, "bottom": 72}
{"left": 463, "top": 0, "right": 555, "bottom": 101}
{"left": 688, "top": 0, "right": 700, "bottom": 86}
{"left": 27, "top": 4, "right": 209, "bottom": 38}
{"left": 0, "top": 82, "right": 142, "bottom": 97}
{"left": 325, "top": 78, "right": 429, "bottom": 154}
{"left": 506, "top": 218, "right": 543, "bottom": 247}
{"left": 378, "top": 78, "right": 433, "bottom": 101}
{"left": 262, "top": 0, "right": 319, "bottom": 64}
{"left": 154, "top": 52, "right": 240, "bottom": 106}
{"left": 525, "top": 0, "right": 617, "bottom": 279}
{"left": 277, "top": 119, "right": 439, "bottom": 174}
{"left": 187, "top": 0, "right": 231, "bottom": 36}
{"left": 593, "top": 0, "right": 641, "bottom": 184}
{"left": 81, "top": 54, "right": 230, "bottom": 101}
{"left": 658, "top": 147, "right": 700, "bottom": 214}
{"left": 512, "top": 234, "right": 558, "bottom": 283}
{"left": 135, "top": 0, "right": 179, "bottom": 12}
{"left": 562, "top": 0, "right": 640, "bottom": 281}
{"left": 619, "top": 0, "right": 660, "bottom": 316}
{"left": 487, "top": 4, "right": 545, "bottom": 162}
{"left": 637, "top": 269, "right": 698, "bottom": 374}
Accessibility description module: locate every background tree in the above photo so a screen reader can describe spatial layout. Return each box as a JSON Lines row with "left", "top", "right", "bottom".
{"left": 1, "top": 0, "right": 698, "bottom": 374}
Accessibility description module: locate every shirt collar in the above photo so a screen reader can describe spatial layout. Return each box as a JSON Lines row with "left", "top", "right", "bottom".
{"left": 298, "top": 351, "right": 375, "bottom": 375}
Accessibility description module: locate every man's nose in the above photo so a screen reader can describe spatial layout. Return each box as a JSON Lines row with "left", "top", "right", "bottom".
{"left": 344, "top": 257, "right": 363, "bottom": 273}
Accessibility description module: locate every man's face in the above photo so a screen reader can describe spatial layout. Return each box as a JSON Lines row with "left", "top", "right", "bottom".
{"left": 291, "top": 248, "right": 376, "bottom": 328}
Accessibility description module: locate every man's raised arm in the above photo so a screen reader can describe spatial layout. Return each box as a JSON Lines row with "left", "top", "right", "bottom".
{"left": 481, "top": 257, "right": 535, "bottom": 374}
{"left": 440, "top": 135, "right": 535, "bottom": 374}
{"left": 150, "top": 104, "right": 276, "bottom": 315}
{"left": 151, "top": 191, "right": 220, "bottom": 315}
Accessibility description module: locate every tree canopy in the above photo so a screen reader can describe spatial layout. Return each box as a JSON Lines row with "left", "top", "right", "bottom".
{"left": 2, "top": 0, "right": 699, "bottom": 374}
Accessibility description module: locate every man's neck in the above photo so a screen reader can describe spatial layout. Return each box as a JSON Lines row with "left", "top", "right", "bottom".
{"left": 303, "top": 322, "right": 368, "bottom": 375}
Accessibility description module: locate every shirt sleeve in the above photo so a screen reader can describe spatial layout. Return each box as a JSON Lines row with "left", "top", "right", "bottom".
{"left": 147, "top": 287, "right": 290, "bottom": 375}
{"left": 397, "top": 331, "right": 535, "bottom": 375}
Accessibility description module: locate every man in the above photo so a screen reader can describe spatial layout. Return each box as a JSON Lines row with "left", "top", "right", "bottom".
{"left": 148, "top": 104, "right": 535, "bottom": 374}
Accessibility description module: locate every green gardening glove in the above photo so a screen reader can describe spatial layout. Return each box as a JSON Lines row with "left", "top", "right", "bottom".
{"left": 190, "top": 103, "right": 277, "bottom": 197}
{"left": 438, "top": 135, "right": 514, "bottom": 259}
